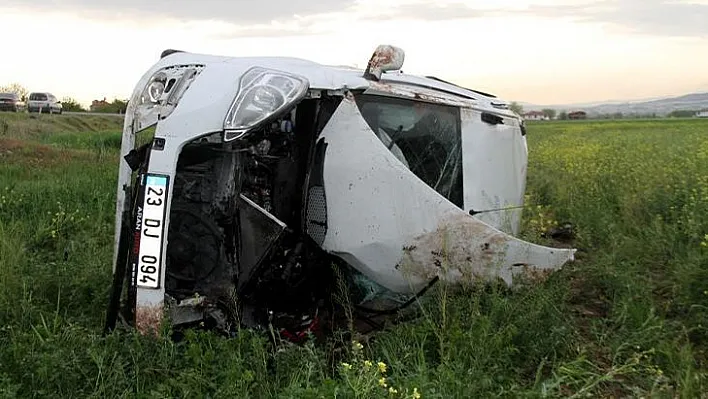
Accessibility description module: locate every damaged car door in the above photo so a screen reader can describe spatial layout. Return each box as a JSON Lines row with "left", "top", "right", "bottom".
{"left": 312, "top": 92, "right": 574, "bottom": 313}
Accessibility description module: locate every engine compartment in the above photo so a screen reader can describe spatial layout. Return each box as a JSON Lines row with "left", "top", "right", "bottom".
{"left": 158, "top": 96, "right": 344, "bottom": 338}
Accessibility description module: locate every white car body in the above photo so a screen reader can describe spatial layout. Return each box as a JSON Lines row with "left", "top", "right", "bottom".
{"left": 105, "top": 47, "right": 575, "bottom": 336}
{"left": 27, "top": 92, "right": 63, "bottom": 114}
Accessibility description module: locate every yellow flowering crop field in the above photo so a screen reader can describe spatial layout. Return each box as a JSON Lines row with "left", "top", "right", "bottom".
{"left": 0, "top": 114, "right": 706, "bottom": 397}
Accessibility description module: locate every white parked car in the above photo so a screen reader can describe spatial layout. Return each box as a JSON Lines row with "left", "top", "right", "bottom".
{"left": 104, "top": 46, "right": 576, "bottom": 338}
{"left": 27, "top": 92, "right": 63, "bottom": 114}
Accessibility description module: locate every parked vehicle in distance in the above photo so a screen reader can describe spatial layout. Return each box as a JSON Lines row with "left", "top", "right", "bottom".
{"left": 0, "top": 92, "right": 25, "bottom": 112}
{"left": 27, "top": 92, "right": 63, "bottom": 114}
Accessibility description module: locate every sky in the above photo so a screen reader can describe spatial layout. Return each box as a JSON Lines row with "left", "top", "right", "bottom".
{"left": 1, "top": 0, "right": 707, "bottom": 108}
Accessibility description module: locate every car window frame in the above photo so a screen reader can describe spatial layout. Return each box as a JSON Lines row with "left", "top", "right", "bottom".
{"left": 353, "top": 92, "right": 465, "bottom": 208}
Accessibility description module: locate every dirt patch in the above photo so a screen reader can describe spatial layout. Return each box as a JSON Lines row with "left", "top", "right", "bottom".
{"left": 136, "top": 303, "right": 164, "bottom": 336}
{"left": 567, "top": 266, "right": 610, "bottom": 320}
{"left": 514, "top": 263, "right": 556, "bottom": 285}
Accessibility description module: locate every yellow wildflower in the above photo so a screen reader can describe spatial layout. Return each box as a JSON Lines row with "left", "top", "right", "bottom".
{"left": 377, "top": 361, "right": 387, "bottom": 373}
{"left": 378, "top": 377, "right": 387, "bottom": 387}
{"left": 352, "top": 341, "right": 364, "bottom": 351}
{"left": 388, "top": 387, "right": 398, "bottom": 394}
{"left": 341, "top": 362, "right": 352, "bottom": 370}
{"left": 413, "top": 387, "right": 421, "bottom": 399}
{"left": 364, "top": 360, "right": 373, "bottom": 369}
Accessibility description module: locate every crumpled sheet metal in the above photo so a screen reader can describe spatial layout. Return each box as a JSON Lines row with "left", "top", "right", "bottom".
{"left": 398, "top": 212, "right": 576, "bottom": 287}
{"left": 318, "top": 97, "right": 575, "bottom": 294}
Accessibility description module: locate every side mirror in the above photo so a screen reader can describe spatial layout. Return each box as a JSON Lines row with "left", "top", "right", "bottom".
{"left": 363, "top": 45, "right": 405, "bottom": 81}
{"left": 161, "top": 49, "right": 184, "bottom": 59}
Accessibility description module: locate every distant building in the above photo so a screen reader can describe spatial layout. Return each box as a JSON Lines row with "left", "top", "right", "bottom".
{"left": 90, "top": 97, "right": 110, "bottom": 112}
{"left": 697, "top": 109, "right": 708, "bottom": 118}
{"left": 568, "top": 111, "right": 587, "bottom": 120}
{"left": 522, "top": 110, "right": 549, "bottom": 121}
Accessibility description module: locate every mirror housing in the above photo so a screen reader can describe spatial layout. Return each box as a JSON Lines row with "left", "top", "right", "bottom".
{"left": 363, "top": 45, "right": 405, "bottom": 81}
{"left": 161, "top": 49, "right": 185, "bottom": 59}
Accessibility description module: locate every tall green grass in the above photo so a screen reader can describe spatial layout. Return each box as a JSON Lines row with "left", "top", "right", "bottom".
{"left": 0, "top": 116, "right": 706, "bottom": 397}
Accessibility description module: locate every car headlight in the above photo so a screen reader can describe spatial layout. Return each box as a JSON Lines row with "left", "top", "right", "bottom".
{"left": 223, "top": 67, "right": 309, "bottom": 141}
{"left": 134, "top": 65, "right": 204, "bottom": 132}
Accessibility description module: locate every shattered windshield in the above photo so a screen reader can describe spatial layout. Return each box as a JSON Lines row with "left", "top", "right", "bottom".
{"left": 355, "top": 94, "right": 464, "bottom": 207}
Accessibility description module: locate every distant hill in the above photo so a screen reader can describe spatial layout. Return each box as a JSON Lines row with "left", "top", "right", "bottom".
{"left": 521, "top": 92, "right": 708, "bottom": 117}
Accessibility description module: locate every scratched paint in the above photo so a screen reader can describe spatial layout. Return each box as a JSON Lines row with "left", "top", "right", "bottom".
{"left": 398, "top": 213, "right": 575, "bottom": 287}
{"left": 366, "top": 81, "right": 473, "bottom": 108}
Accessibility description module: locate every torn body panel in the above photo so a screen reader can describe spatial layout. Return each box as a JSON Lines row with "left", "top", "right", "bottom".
{"left": 317, "top": 97, "right": 574, "bottom": 294}
{"left": 399, "top": 213, "right": 575, "bottom": 286}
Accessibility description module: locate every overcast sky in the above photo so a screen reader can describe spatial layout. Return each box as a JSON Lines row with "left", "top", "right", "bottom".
{"left": 2, "top": 0, "right": 707, "bottom": 107}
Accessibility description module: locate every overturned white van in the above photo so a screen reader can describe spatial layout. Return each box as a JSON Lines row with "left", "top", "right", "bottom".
{"left": 104, "top": 45, "right": 575, "bottom": 338}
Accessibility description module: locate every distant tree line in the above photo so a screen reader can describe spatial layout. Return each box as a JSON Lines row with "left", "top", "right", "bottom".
{"left": 510, "top": 104, "right": 699, "bottom": 120}
{"left": 508, "top": 97, "right": 706, "bottom": 121}
{"left": 542, "top": 109, "right": 556, "bottom": 119}
{"left": 61, "top": 98, "right": 86, "bottom": 112}
{"left": 92, "top": 99, "right": 128, "bottom": 114}
{"left": 590, "top": 112, "right": 659, "bottom": 119}
{"left": 667, "top": 110, "right": 701, "bottom": 118}
{"left": 509, "top": 101, "right": 524, "bottom": 115}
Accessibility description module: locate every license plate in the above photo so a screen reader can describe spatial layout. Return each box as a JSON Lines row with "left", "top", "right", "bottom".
{"left": 135, "top": 174, "right": 169, "bottom": 288}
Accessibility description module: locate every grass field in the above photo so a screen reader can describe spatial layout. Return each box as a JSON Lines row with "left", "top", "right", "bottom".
{"left": 1, "top": 113, "right": 707, "bottom": 398}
